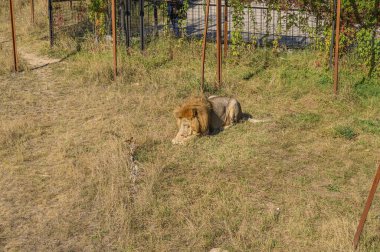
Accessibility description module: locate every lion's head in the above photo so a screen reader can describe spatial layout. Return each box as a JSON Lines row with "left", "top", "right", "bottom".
{"left": 172, "top": 97, "right": 210, "bottom": 144}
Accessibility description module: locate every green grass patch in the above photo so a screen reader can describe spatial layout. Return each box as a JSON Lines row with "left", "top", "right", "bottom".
{"left": 333, "top": 126, "right": 358, "bottom": 140}
{"left": 279, "top": 112, "right": 321, "bottom": 130}
{"left": 356, "top": 119, "right": 380, "bottom": 135}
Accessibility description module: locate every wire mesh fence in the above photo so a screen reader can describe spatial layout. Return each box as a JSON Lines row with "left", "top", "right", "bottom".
{"left": 49, "top": 0, "right": 90, "bottom": 46}
{"left": 121, "top": 0, "right": 323, "bottom": 48}
{"left": 185, "top": 1, "right": 321, "bottom": 47}
{"left": 49, "top": 0, "right": 323, "bottom": 49}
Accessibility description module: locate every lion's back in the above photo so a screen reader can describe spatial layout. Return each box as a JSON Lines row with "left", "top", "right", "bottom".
{"left": 208, "top": 96, "right": 242, "bottom": 129}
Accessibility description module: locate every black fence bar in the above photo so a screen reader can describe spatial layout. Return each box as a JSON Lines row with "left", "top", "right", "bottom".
{"left": 127, "top": 0, "right": 131, "bottom": 46}
{"left": 48, "top": 0, "right": 54, "bottom": 47}
{"left": 139, "top": 0, "right": 144, "bottom": 50}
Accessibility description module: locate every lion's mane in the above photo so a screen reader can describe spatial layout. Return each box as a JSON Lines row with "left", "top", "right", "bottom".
{"left": 173, "top": 96, "right": 211, "bottom": 135}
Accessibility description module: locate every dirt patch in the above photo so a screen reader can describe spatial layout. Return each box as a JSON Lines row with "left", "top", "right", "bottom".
{"left": 19, "top": 49, "right": 61, "bottom": 69}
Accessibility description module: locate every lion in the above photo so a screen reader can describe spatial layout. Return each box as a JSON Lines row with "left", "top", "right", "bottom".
{"left": 172, "top": 95, "right": 268, "bottom": 144}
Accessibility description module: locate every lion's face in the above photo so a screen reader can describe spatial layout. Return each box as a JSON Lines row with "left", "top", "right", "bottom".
{"left": 172, "top": 116, "right": 201, "bottom": 144}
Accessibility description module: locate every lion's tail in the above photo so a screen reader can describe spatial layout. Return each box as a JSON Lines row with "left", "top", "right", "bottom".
{"left": 247, "top": 118, "right": 272, "bottom": 123}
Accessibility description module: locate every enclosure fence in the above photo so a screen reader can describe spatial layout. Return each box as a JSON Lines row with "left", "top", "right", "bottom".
{"left": 186, "top": 1, "right": 321, "bottom": 47}
{"left": 48, "top": 0, "right": 90, "bottom": 46}
{"left": 48, "top": 0, "right": 323, "bottom": 48}
{"left": 123, "top": 0, "right": 322, "bottom": 48}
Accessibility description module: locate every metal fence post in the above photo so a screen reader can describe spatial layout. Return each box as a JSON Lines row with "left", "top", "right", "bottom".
{"left": 139, "top": 0, "right": 144, "bottom": 50}
{"left": 216, "top": 0, "right": 222, "bottom": 87}
{"left": 224, "top": 0, "right": 228, "bottom": 57}
{"left": 154, "top": 0, "right": 158, "bottom": 37}
{"left": 9, "top": 0, "right": 18, "bottom": 72}
{"left": 31, "top": 0, "right": 35, "bottom": 24}
{"left": 329, "top": 0, "right": 337, "bottom": 69}
{"left": 48, "top": 0, "right": 54, "bottom": 47}
{"left": 120, "top": 0, "right": 127, "bottom": 46}
{"left": 354, "top": 164, "right": 380, "bottom": 249}
{"left": 125, "top": 0, "right": 131, "bottom": 48}
{"left": 201, "top": 0, "right": 211, "bottom": 92}
{"left": 112, "top": 0, "right": 117, "bottom": 79}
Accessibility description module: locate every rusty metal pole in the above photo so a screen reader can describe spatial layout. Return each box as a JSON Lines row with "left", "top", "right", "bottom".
{"left": 201, "top": 0, "right": 211, "bottom": 92}
{"left": 333, "top": 0, "right": 341, "bottom": 95}
{"left": 224, "top": 0, "right": 228, "bottom": 57}
{"left": 111, "top": 0, "right": 117, "bottom": 80}
{"left": 354, "top": 163, "right": 380, "bottom": 249}
{"left": 216, "top": 0, "right": 222, "bottom": 88}
{"left": 9, "top": 0, "right": 18, "bottom": 72}
{"left": 31, "top": 0, "right": 35, "bottom": 24}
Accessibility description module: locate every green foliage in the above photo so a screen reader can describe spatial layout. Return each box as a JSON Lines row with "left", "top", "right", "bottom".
{"left": 178, "top": 0, "right": 190, "bottom": 37}
{"left": 356, "top": 29, "right": 380, "bottom": 72}
{"left": 341, "top": 0, "right": 379, "bottom": 28}
{"left": 230, "top": 0, "right": 245, "bottom": 56}
{"left": 88, "top": 0, "right": 107, "bottom": 37}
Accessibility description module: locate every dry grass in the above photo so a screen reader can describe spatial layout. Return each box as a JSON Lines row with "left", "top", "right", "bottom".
{"left": 1, "top": 2, "right": 380, "bottom": 251}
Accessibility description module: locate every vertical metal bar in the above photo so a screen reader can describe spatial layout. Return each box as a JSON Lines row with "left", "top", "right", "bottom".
{"left": 315, "top": 15, "right": 319, "bottom": 44}
{"left": 112, "top": 0, "right": 117, "bottom": 79}
{"left": 48, "top": 0, "right": 54, "bottom": 47}
{"left": 266, "top": 8, "right": 269, "bottom": 39}
{"left": 30, "top": 0, "right": 35, "bottom": 24}
{"left": 329, "top": 0, "right": 337, "bottom": 69}
{"left": 333, "top": 0, "right": 341, "bottom": 95}
{"left": 247, "top": 4, "right": 250, "bottom": 43}
{"left": 216, "top": 0, "right": 222, "bottom": 88}
{"left": 163, "top": 1, "right": 165, "bottom": 28}
{"left": 354, "top": 164, "right": 380, "bottom": 249}
{"left": 9, "top": 0, "right": 18, "bottom": 72}
{"left": 120, "top": 0, "right": 126, "bottom": 44}
{"left": 139, "top": 0, "right": 144, "bottom": 50}
{"left": 154, "top": 1, "right": 158, "bottom": 37}
{"left": 147, "top": 2, "right": 150, "bottom": 33}
{"left": 201, "top": 0, "right": 211, "bottom": 92}
{"left": 272, "top": 8, "right": 274, "bottom": 41}
{"left": 254, "top": 7, "right": 256, "bottom": 38}
{"left": 291, "top": 10, "right": 294, "bottom": 45}
{"left": 191, "top": 1, "right": 194, "bottom": 37}
{"left": 260, "top": 8, "right": 263, "bottom": 43}
{"left": 199, "top": 2, "right": 201, "bottom": 38}
{"left": 126, "top": 0, "right": 131, "bottom": 47}
{"left": 224, "top": 0, "right": 228, "bottom": 57}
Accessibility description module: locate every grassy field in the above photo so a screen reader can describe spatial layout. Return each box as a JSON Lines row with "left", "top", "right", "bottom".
{"left": 1, "top": 1, "right": 380, "bottom": 251}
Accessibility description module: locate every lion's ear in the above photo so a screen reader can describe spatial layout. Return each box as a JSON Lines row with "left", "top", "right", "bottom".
{"left": 192, "top": 108, "right": 198, "bottom": 117}
{"left": 173, "top": 108, "right": 181, "bottom": 118}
